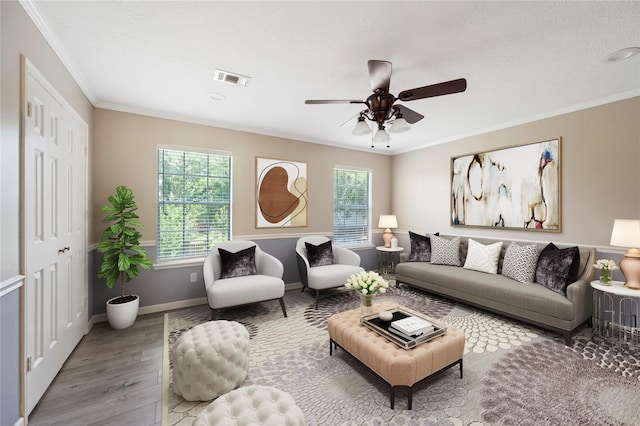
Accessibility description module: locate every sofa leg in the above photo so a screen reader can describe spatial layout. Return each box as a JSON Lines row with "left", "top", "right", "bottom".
{"left": 278, "top": 297, "right": 287, "bottom": 317}
{"left": 563, "top": 331, "right": 572, "bottom": 346}
{"left": 210, "top": 309, "right": 217, "bottom": 321}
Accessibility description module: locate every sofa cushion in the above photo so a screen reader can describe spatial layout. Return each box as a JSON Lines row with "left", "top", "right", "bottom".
{"left": 430, "top": 235, "right": 461, "bottom": 266}
{"left": 535, "top": 243, "right": 580, "bottom": 296}
{"left": 408, "top": 231, "right": 439, "bottom": 262}
{"left": 501, "top": 242, "right": 539, "bottom": 283}
{"left": 463, "top": 238, "right": 503, "bottom": 274}
{"left": 395, "top": 262, "right": 575, "bottom": 321}
{"left": 306, "top": 240, "right": 335, "bottom": 267}
{"left": 219, "top": 245, "right": 257, "bottom": 279}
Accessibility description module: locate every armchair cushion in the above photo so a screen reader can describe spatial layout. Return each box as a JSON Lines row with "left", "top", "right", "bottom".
{"left": 219, "top": 245, "right": 257, "bottom": 279}
{"left": 305, "top": 240, "right": 335, "bottom": 267}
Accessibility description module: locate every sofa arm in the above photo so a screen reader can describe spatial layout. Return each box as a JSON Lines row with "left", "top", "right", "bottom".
{"left": 566, "top": 279, "right": 593, "bottom": 323}
{"left": 399, "top": 252, "right": 410, "bottom": 263}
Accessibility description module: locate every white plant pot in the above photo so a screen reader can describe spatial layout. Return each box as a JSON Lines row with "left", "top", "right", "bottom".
{"left": 106, "top": 295, "right": 139, "bottom": 329}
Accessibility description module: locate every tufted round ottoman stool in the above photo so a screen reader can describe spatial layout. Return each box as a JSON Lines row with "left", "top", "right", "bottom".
{"left": 172, "top": 320, "right": 250, "bottom": 401}
{"left": 193, "top": 385, "right": 305, "bottom": 426}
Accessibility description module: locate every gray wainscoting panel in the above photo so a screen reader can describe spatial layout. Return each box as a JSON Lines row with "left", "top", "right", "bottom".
{"left": 89, "top": 237, "right": 379, "bottom": 316}
{"left": 1, "top": 286, "right": 21, "bottom": 426}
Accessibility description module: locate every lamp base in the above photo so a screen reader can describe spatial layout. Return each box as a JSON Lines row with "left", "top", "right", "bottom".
{"left": 620, "top": 249, "right": 640, "bottom": 290}
{"left": 382, "top": 229, "right": 394, "bottom": 248}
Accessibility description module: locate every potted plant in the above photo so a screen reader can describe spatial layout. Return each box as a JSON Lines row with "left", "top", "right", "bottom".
{"left": 97, "top": 185, "right": 152, "bottom": 329}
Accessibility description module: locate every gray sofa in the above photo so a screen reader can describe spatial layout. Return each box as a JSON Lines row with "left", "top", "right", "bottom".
{"left": 394, "top": 235, "right": 596, "bottom": 345}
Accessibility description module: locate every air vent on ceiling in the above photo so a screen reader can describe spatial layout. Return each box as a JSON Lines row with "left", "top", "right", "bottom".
{"left": 213, "top": 69, "right": 251, "bottom": 87}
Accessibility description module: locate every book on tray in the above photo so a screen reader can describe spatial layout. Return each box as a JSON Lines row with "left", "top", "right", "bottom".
{"left": 389, "top": 316, "right": 434, "bottom": 337}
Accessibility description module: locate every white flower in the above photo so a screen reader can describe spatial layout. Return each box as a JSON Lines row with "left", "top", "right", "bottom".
{"left": 594, "top": 259, "right": 618, "bottom": 270}
{"left": 344, "top": 270, "right": 389, "bottom": 295}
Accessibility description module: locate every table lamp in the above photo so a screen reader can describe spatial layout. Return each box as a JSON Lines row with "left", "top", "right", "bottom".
{"left": 609, "top": 219, "right": 640, "bottom": 290}
{"left": 378, "top": 215, "right": 398, "bottom": 248}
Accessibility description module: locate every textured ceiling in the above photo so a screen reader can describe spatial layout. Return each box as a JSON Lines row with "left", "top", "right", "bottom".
{"left": 24, "top": 1, "right": 640, "bottom": 154}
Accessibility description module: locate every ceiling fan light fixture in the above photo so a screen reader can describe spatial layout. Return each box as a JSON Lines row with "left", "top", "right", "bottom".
{"left": 372, "top": 128, "right": 389, "bottom": 143}
{"left": 352, "top": 117, "right": 371, "bottom": 136}
{"left": 389, "top": 116, "right": 411, "bottom": 133}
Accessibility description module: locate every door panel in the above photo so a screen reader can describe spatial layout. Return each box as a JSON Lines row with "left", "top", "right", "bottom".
{"left": 23, "top": 60, "right": 87, "bottom": 415}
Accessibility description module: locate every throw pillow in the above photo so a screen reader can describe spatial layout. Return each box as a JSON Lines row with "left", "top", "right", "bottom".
{"left": 501, "top": 242, "right": 539, "bottom": 283}
{"left": 408, "top": 231, "right": 439, "bottom": 262}
{"left": 430, "top": 235, "right": 461, "bottom": 266}
{"left": 219, "top": 246, "right": 257, "bottom": 279}
{"left": 463, "top": 238, "right": 503, "bottom": 274}
{"left": 305, "top": 240, "right": 335, "bottom": 267}
{"left": 535, "top": 243, "right": 580, "bottom": 296}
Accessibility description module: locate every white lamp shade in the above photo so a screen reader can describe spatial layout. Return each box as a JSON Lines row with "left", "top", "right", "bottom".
{"left": 610, "top": 219, "right": 640, "bottom": 247}
{"left": 378, "top": 215, "right": 398, "bottom": 229}
{"left": 372, "top": 128, "right": 389, "bottom": 143}
{"left": 352, "top": 119, "right": 371, "bottom": 136}
{"left": 389, "top": 117, "right": 411, "bottom": 133}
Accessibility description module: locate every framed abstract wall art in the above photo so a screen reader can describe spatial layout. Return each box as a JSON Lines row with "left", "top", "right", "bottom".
{"left": 451, "top": 137, "right": 561, "bottom": 231}
{"left": 256, "top": 157, "right": 308, "bottom": 228}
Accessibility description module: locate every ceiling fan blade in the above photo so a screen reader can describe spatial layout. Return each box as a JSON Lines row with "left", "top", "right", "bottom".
{"left": 395, "top": 104, "right": 424, "bottom": 124}
{"left": 368, "top": 60, "right": 392, "bottom": 93}
{"left": 305, "top": 99, "right": 364, "bottom": 104}
{"left": 397, "top": 78, "right": 467, "bottom": 102}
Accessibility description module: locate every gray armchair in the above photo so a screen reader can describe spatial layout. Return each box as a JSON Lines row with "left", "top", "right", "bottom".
{"left": 296, "top": 236, "right": 364, "bottom": 308}
{"left": 203, "top": 240, "right": 287, "bottom": 320}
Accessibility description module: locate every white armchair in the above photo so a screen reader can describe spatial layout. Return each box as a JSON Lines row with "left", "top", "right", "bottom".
{"left": 203, "top": 240, "right": 287, "bottom": 320}
{"left": 296, "top": 236, "right": 364, "bottom": 309}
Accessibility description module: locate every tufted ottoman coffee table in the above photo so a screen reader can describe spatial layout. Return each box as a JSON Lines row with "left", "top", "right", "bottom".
{"left": 327, "top": 301, "right": 465, "bottom": 409}
{"left": 172, "top": 320, "right": 250, "bottom": 401}
{"left": 193, "top": 385, "right": 305, "bottom": 426}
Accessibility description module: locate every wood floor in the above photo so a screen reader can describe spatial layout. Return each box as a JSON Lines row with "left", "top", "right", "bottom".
{"left": 28, "top": 312, "right": 165, "bottom": 426}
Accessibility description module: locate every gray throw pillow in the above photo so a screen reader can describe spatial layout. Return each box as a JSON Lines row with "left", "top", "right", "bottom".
{"left": 408, "top": 231, "right": 439, "bottom": 262}
{"left": 535, "top": 243, "right": 580, "bottom": 296}
{"left": 430, "top": 235, "right": 461, "bottom": 266}
{"left": 501, "top": 242, "right": 539, "bottom": 283}
{"left": 305, "top": 240, "right": 335, "bottom": 267}
{"left": 219, "top": 246, "right": 257, "bottom": 279}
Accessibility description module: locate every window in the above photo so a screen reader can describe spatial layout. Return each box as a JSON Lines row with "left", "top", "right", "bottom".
{"left": 157, "top": 147, "right": 231, "bottom": 259}
{"left": 333, "top": 167, "right": 371, "bottom": 246}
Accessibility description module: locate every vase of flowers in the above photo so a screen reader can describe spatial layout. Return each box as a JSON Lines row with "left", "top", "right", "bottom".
{"left": 594, "top": 259, "right": 618, "bottom": 285}
{"left": 345, "top": 271, "right": 389, "bottom": 315}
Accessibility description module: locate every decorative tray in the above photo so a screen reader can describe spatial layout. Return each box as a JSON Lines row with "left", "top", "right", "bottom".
{"left": 360, "top": 305, "right": 447, "bottom": 350}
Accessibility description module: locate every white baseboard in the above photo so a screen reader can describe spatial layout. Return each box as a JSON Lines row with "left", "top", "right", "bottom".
{"left": 88, "top": 286, "right": 303, "bottom": 326}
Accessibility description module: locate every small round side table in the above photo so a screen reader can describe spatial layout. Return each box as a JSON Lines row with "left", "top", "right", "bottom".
{"left": 375, "top": 246, "right": 404, "bottom": 275}
{"left": 591, "top": 280, "right": 640, "bottom": 345}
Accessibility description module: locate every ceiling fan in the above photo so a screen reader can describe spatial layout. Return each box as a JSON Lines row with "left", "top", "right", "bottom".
{"left": 305, "top": 60, "right": 467, "bottom": 147}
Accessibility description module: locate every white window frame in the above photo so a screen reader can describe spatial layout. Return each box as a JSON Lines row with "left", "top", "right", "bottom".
{"left": 156, "top": 145, "right": 232, "bottom": 262}
{"left": 333, "top": 166, "right": 372, "bottom": 248}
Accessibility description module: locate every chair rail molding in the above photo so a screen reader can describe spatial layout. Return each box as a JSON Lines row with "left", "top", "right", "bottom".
{"left": 0, "top": 275, "right": 25, "bottom": 298}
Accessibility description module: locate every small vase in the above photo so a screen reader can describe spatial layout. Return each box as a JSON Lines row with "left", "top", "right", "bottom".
{"left": 600, "top": 269, "right": 611, "bottom": 284}
{"left": 360, "top": 293, "right": 376, "bottom": 315}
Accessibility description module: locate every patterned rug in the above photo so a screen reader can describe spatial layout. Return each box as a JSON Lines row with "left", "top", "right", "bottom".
{"left": 163, "top": 284, "right": 640, "bottom": 425}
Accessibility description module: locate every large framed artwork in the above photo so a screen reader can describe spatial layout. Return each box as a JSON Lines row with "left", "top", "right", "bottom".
{"left": 256, "top": 157, "right": 308, "bottom": 228}
{"left": 451, "top": 137, "right": 561, "bottom": 231}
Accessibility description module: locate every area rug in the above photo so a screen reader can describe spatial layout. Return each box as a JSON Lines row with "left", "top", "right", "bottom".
{"left": 163, "top": 284, "right": 640, "bottom": 425}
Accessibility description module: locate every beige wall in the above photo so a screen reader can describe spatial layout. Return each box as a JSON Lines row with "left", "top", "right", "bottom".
{"left": 1, "top": 0, "right": 94, "bottom": 278}
{"left": 91, "top": 108, "right": 393, "bottom": 244}
{"left": 392, "top": 97, "right": 640, "bottom": 247}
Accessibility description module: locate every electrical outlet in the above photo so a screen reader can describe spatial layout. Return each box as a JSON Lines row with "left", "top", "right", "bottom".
{"left": 190, "top": 272, "right": 197, "bottom": 282}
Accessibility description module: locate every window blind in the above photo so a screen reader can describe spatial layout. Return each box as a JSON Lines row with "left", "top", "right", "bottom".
{"left": 333, "top": 168, "right": 371, "bottom": 246}
{"left": 157, "top": 148, "right": 231, "bottom": 259}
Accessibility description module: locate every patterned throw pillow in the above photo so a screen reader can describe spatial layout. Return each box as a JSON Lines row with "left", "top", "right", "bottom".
{"left": 219, "top": 246, "right": 258, "bottom": 279}
{"left": 535, "top": 243, "right": 580, "bottom": 296}
{"left": 501, "top": 242, "right": 539, "bottom": 283}
{"left": 430, "top": 235, "right": 461, "bottom": 266}
{"left": 408, "top": 231, "right": 439, "bottom": 262}
{"left": 305, "top": 240, "right": 335, "bottom": 267}
{"left": 463, "top": 238, "right": 503, "bottom": 274}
